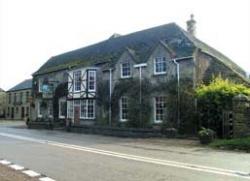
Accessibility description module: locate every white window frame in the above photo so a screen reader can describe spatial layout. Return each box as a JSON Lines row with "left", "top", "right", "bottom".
{"left": 154, "top": 57, "right": 167, "bottom": 75}
{"left": 37, "top": 101, "right": 42, "bottom": 118}
{"left": 73, "top": 70, "right": 81, "bottom": 92}
{"left": 154, "top": 96, "right": 166, "bottom": 123}
{"left": 120, "top": 62, "right": 131, "bottom": 78}
{"left": 88, "top": 70, "right": 96, "bottom": 92}
{"left": 120, "top": 96, "right": 128, "bottom": 122}
{"left": 58, "top": 99, "right": 66, "bottom": 119}
{"left": 80, "top": 99, "right": 95, "bottom": 119}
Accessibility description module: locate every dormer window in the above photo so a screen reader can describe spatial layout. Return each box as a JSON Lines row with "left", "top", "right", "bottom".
{"left": 154, "top": 57, "right": 167, "bottom": 74}
{"left": 121, "top": 62, "right": 131, "bottom": 78}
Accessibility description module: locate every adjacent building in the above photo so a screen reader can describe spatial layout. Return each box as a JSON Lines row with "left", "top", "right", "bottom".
{"left": 0, "top": 88, "right": 6, "bottom": 118}
{"left": 31, "top": 16, "right": 249, "bottom": 133}
{"left": 6, "top": 79, "right": 32, "bottom": 120}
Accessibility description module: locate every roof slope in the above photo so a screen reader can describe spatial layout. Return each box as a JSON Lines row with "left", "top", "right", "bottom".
{"left": 34, "top": 23, "right": 195, "bottom": 75}
{"left": 0, "top": 88, "right": 4, "bottom": 92}
{"left": 34, "top": 23, "right": 246, "bottom": 77}
{"left": 8, "top": 79, "right": 32, "bottom": 92}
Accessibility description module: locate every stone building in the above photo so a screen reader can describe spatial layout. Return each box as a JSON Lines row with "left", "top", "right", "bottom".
{"left": 31, "top": 16, "right": 249, "bottom": 132}
{"left": 6, "top": 79, "right": 32, "bottom": 120}
{"left": 0, "top": 88, "right": 6, "bottom": 118}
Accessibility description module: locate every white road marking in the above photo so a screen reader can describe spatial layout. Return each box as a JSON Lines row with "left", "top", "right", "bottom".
{"left": 0, "top": 159, "right": 11, "bottom": 165}
{"left": 39, "top": 177, "right": 56, "bottom": 181}
{"left": 9, "top": 164, "right": 25, "bottom": 170}
{"left": 0, "top": 132, "right": 250, "bottom": 179}
{"left": 22, "top": 170, "right": 41, "bottom": 177}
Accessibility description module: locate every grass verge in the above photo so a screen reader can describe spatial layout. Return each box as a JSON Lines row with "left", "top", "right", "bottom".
{"left": 209, "top": 136, "right": 250, "bottom": 152}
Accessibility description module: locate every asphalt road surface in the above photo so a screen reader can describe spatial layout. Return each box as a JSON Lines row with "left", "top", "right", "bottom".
{"left": 0, "top": 121, "right": 250, "bottom": 181}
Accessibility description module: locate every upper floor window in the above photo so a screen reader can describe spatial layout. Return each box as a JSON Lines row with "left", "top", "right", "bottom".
{"left": 73, "top": 71, "right": 81, "bottom": 92}
{"left": 120, "top": 96, "right": 128, "bottom": 121}
{"left": 88, "top": 70, "right": 96, "bottom": 92}
{"left": 121, "top": 62, "right": 131, "bottom": 78}
{"left": 154, "top": 96, "right": 166, "bottom": 123}
{"left": 154, "top": 57, "right": 167, "bottom": 74}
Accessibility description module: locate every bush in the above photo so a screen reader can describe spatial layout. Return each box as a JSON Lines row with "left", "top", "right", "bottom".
{"left": 198, "top": 127, "right": 215, "bottom": 144}
{"left": 196, "top": 76, "right": 250, "bottom": 137}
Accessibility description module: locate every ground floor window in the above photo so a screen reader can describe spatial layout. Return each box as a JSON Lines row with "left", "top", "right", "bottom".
{"left": 80, "top": 99, "right": 95, "bottom": 119}
{"left": 67, "top": 101, "right": 74, "bottom": 118}
{"left": 59, "top": 99, "right": 66, "bottom": 119}
{"left": 67, "top": 99, "right": 95, "bottom": 119}
{"left": 120, "top": 96, "right": 128, "bottom": 121}
{"left": 154, "top": 96, "right": 166, "bottom": 123}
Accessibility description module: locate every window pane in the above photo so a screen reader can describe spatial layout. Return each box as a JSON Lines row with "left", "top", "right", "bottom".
{"left": 67, "top": 101, "right": 73, "bottom": 118}
{"left": 121, "top": 63, "right": 131, "bottom": 77}
{"left": 88, "top": 71, "right": 96, "bottom": 91}
{"left": 80, "top": 100, "right": 87, "bottom": 118}
{"left": 155, "top": 96, "right": 166, "bottom": 122}
{"left": 155, "top": 57, "right": 166, "bottom": 73}
{"left": 87, "top": 100, "right": 94, "bottom": 118}
{"left": 74, "top": 71, "right": 81, "bottom": 91}
{"left": 121, "top": 96, "right": 128, "bottom": 120}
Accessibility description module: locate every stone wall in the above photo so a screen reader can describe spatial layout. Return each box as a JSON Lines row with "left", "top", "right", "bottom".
{"left": 232, "top": 94, "right": 250, "bottom": 137}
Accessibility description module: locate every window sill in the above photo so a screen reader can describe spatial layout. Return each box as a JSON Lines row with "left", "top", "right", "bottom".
{"left": 154, "top": 72, "right": 166, "bottom": 75}
{"left": 154, "top": 120, "right": 163, "bottom": 124}
{"left": 120, "top": 119, "right": 128, "bottom": 122}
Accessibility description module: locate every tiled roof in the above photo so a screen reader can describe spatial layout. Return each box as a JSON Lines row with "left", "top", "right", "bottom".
{"left": 34, "top": 23, "right": 246, "bottom": 77}
{"left": 8, "top": 79, "right": 32, "bottom": 92}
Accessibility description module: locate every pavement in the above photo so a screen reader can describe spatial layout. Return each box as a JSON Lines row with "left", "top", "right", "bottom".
{"left": 0, "top": 120, "right": 250, "bottom": 181}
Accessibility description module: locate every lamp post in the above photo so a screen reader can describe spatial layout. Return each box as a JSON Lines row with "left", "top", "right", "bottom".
{"left": 134, "top": 63, "right": 147, "bottom": 127}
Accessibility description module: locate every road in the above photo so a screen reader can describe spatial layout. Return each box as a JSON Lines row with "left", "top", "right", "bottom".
{"left": 0, "top": 121, "right": 249, "bottom": 181}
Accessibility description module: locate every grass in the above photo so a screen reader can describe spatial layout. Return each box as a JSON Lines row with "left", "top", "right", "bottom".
{"left": 209, "top": 136, "right": 250, "bottom": 152}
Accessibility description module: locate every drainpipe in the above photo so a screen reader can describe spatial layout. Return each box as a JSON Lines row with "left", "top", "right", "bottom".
{"left": 134, "top": 63, "right": 147, "bottom": 127}
{"left": 109, "top": 68, "right": 112, "bottom": 127}
{"left": 173, "top": 59, "right": 180, "bottom": 129}
{"left": 172, "top": 56, "right": 194, "bottom": 129}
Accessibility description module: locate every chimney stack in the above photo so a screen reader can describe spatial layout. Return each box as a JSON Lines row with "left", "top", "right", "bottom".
{"left": 186, "top": 14, "right": 196, "bottom": 36}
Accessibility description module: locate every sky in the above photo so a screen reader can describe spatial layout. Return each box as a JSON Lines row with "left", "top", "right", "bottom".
{"left": 0, "top": 0, "right": 249, "bottom": 90}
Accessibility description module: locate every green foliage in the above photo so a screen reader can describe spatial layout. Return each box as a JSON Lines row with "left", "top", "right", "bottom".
{"left": 210, "top": 136, "right": 250, "bottom": 152}
{"left": 111, "top": 78, "right": 152, "bottom": 128}
{"left": 196, "top": 76, "right": 250, "bottom": 136}
{"left": 198, "top": 127, "right": 215, "bottom": 144}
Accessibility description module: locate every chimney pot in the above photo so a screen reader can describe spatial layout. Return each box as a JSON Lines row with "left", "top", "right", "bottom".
{"left": 186, "top": 14, "right": 196, "bottom": 36}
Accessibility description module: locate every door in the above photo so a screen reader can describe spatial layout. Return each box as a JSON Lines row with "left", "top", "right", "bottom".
{"left": 74, "top": 100, "right": 80, "bottom": 125}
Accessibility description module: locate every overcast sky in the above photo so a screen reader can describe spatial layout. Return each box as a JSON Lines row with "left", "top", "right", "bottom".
{"left": 0, "top": 0, "right": 249, "bottom": 90}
